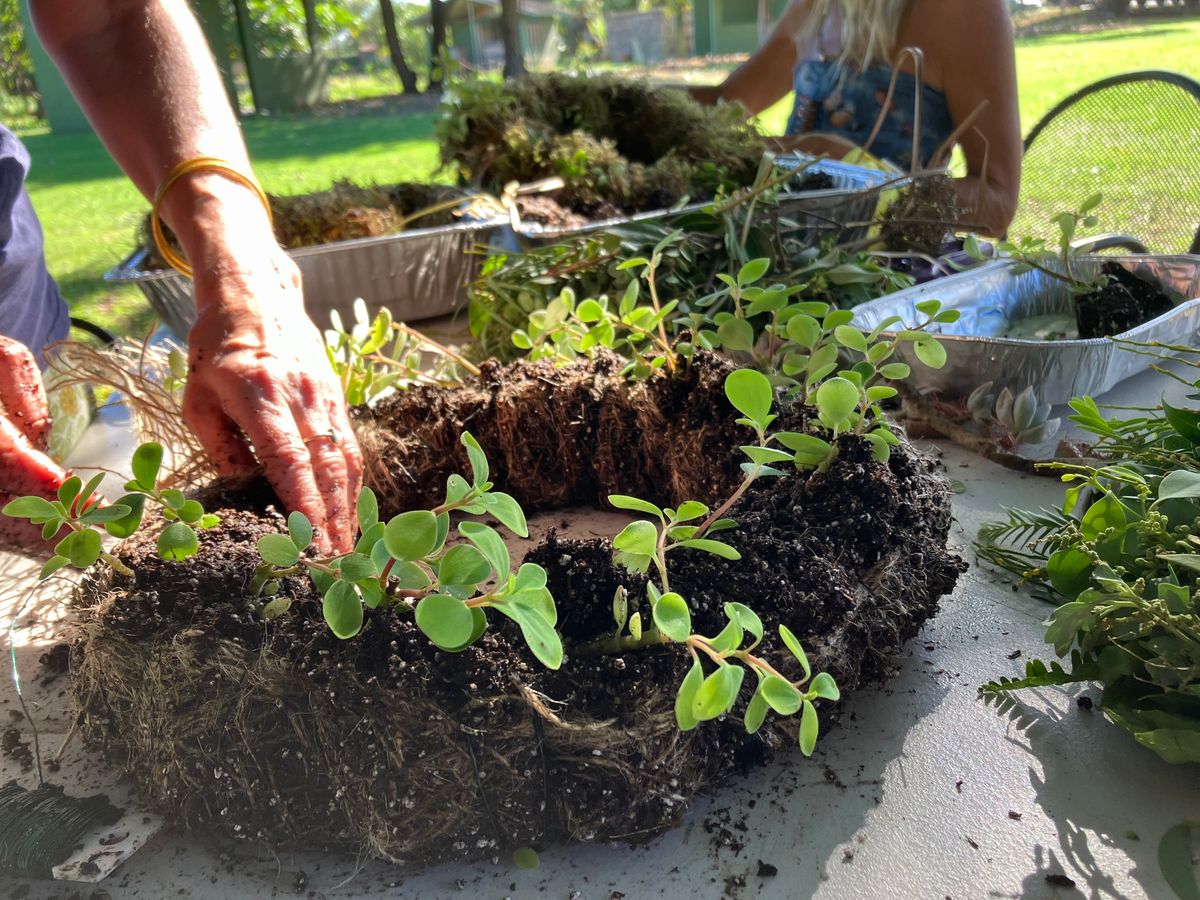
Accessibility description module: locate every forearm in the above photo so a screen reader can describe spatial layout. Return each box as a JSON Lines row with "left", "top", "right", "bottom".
{"left": 953, "top": 174, "right": 1018, "bottom": 238}
{"left": 714, "top": 33, "right": 798, "bottom": 116}
{"left": 30, "top": 0, "right": 273, "bottom": 307}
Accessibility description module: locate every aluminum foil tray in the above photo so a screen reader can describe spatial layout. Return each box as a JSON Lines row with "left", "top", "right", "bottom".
{"left": 508, "top": 155, "right": 889, "bottom": 248}
{"left": 105, "top": 217, "right": 505, "bottom": 341}
{"left": 850, "top": 255, "right": 1200, "bottom": 404}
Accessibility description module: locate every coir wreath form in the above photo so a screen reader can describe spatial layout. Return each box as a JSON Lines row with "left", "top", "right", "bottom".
{"left": 69, "top": 351, "right": 965, "bottom": 866}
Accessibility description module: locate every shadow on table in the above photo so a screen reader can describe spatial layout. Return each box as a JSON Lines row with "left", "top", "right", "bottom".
{"left": 984, "top": 689, "right": 1172, "bottom": 900}
{"left": 706, "top": 655, "right": 955, "bottom": 900}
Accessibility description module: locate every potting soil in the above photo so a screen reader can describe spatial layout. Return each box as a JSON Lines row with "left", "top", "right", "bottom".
{"left": 1075, "top": 261, "right": 1176, "bottom": 338}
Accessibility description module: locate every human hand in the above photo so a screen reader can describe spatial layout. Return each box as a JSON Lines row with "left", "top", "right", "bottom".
{"left": 0, "top": 336, "right": 70, "bottom": 555}
{"left": 183, "top": 242, "right": 363, "bottom": 555}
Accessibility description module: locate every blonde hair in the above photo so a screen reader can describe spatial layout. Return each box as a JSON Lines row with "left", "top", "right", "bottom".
{"left": 796, "top": 0, "right": 914, "bottom": 68}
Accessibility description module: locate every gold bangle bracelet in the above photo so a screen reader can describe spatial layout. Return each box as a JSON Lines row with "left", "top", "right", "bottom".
{"left": 149, "top": 156, "right": 274, "bottom": 279}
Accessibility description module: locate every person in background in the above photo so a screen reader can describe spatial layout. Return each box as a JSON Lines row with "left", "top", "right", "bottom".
{"left": 0, "top": 0, "right": 362, "bottom": 556}
{"left": 691, "top": 0, "right": 1022, "bottom": 235}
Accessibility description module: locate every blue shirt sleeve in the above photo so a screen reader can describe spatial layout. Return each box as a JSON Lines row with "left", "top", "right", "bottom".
{"left": 0, "top": 124, "right": 71, "bottom": 367}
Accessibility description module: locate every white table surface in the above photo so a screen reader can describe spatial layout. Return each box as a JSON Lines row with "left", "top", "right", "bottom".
{"left": 2, "top": 365, "right": 1199, "bottom": 900}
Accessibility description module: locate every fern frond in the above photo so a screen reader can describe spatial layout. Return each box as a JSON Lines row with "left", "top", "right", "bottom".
{"left": 979, "top": 652, "right": 1094, "bottom": 694}
{"left": 976, "top": 506, "right": 1071, "bottom": 551}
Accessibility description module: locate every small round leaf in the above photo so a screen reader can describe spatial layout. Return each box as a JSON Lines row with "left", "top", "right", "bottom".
{"left": 130, "top": 442, "right": 163, "bottom": 490}
{"left": 438, "top": 544, "right": 492, "bottom": 586}
{"left": 288, "top": 511, "right": 313, "bottom": 551}
{"left": 744, "top": 689, "right": 768, "bottom": 733}
{"left": 724, "top": 369, "right": 773, "bottom": 426}
{"left": 482, "top": 491, "right": 528, "bottom": 537}
{"left": 652, "top": 591, "right": 692, "bottom": 642}
{"left": 258, "top": 533, "right": 300, "bottom": 567}
{"left": 761, "top": 674, "right": 803, "bottom": 715}
{"left": 809, "top": 671, "right": 840, "bottom": 701}
{"left": 833, "top": 325, "right": 868, "bottom": 352}
{"left": 512, "top": 847, "right": 540, "bottom": 870}
{"left": 157, "top": 521, "right": 199, "bottom": 561}
{"left": 779, "top": 624, "right": 811, "bottom": 680}
{"left": 674, "top": 661, "right": 704, "bottom": 731}
{"left": 914, "top": 338, "right": 948, "bottom": 370}
{"left": 62, "top": 529, "right": 102, "bottom": 568}
{"left": 415, "top": 594, "right": 475, "bottom": 649}
{"left": 356, "top": 487, "right": 379, "bottom": 531}
{"left": 384, "top": 510, "right": 439, "bottom": 562}
{"left": 323, "top": 580, "right": 364, "bottom": 639}
{"left": 799, "top": 699, "right": 819, "bottom": 756}
{"left": 2, "top": 496, "right": 59, "bottom": 521}
{"left": 814, "top": 377, "right": 859, "bottom": 429}
{"left": 338, "top": 552, "right": 378, "bottom": 582}
{"left": 693, "top": 665, "right": 738, "bottom": 721}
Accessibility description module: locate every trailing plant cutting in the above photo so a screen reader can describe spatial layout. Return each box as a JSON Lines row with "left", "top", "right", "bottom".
{"left": 978, "top": 345, "right": 1200, "bottom": 763}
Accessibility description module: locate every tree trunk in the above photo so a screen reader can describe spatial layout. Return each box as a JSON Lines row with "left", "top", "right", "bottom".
{"left": 231, "top": 0, "right": 260, "bottom": 114}
{"left": 429, "top": 0, "right": 447, "bottom": 90}
{"left": 500, "top": 0, "right": 525, "bottom": 79}
{"left": 302, "top": 0, "right": 319, "bottom": 53}
{"left": 379, "top": 0, "right": 419, "bottom": 94}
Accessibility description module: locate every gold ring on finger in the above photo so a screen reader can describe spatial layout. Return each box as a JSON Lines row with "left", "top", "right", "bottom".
{"left": 302, "top": 429, "right": 339, "bottom": 446}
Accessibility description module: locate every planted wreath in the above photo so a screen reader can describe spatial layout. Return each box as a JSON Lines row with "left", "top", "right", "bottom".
{"left": 8, "top": 259, "right": 965, "bottom": 865}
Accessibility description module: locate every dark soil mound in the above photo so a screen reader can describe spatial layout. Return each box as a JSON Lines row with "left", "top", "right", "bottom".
{"left": 70, "top": 355, "right": 964, "bottom": 867}
{"left": 1075, "top": 261, "right": 1176, "bottom": 338}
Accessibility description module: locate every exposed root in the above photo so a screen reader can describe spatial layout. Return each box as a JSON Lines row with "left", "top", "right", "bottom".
{"left": 47, "top": 338, "right": 212, "bottom": 487}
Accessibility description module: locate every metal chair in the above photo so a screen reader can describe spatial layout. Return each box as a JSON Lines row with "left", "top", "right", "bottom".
{"left": 1012, "top": 70, "right": 1200, "bottom": 254}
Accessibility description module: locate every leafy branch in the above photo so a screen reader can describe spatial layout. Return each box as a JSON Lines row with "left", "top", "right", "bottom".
{"left": 3, "top": 442, "right": 218, "bottom": 580}
{"left": 582, "top": 369, "right": 841, "bottom": 755}
{"left": 325, "top": 300, "right": 476, "bottom": 406}
{"left": 251, "top": 432, "right": 563, "bottom": 668}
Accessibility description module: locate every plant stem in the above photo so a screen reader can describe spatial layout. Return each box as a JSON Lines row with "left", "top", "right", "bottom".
{"left": 100, "top": 551, "right": 134, "bottom": 578}
{"left": 709, "top": 161, "right": 800, "bottom": 216}
{"left": 575, "top": 625, "right": 667, "bottom": 656}
{"left": 645, "top": 265, "right": 676, "bottom": 374}
{"left": 392, "top": 323, "right": 481, "bottom": 377}
{"left": 694, "top": 467, "right": 759, "bottom": 538}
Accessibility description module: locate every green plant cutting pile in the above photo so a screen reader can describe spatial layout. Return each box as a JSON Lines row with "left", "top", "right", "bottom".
{"left": 978, "top": 344, "right": 1200, "bottom": 764}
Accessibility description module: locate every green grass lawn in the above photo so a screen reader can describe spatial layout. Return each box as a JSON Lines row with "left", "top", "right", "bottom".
{"left": 23, "top": 105, "right": 443, "bottom": 337}
{"left": 18, "top": 17, "right": 1200, "bottom": 337}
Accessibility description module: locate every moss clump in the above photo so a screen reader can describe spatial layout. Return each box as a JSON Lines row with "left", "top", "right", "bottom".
{"left": 437, "top": 73, "right": 765, "bottom": 213}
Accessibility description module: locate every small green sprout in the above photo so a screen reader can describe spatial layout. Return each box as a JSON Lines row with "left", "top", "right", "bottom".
{"left": 599, "top": 490, "right": 839, "bottom": 756}
{"left": 585, "top": 368, "right": 842, "bottom": 755}
{"left": 2, "top": 441, "right": 218, "bottom": 580}
{"left": 514, "top": 232, "right": 686, "bottom": 379}
{"left": 326, "top": 300, "right": 479, "bottom": 406}
{"left": 684, "top": 258, "right": 953, "bottom": 462}
{"left": 251, "top": 432, "right": 562, "bottom": 668}
{"left": 967, "top": 193, "right": 1105, "bottom": 292}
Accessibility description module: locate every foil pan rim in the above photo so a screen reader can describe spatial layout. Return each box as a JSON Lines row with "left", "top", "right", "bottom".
{"left": 104, "top": 216, "right": 506, "bottom": 285}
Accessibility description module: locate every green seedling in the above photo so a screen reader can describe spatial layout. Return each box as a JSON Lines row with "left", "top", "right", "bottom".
{"left": 514, "top": 231, "right": 686, "bottom": 379}
{"left": 326, "top": 300, "right": 478, "bottom": 406}
{"left": 586, "top": 368, "right": 841, "bottom": 755}
{"left": 3, "top": 441, "right": 218, "bottom": 580}
{"left": 251, "top": 432, "right": 562, "bottom": 668}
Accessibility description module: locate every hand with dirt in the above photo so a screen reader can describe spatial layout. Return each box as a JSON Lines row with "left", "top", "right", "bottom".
{"left": 30, "top": 0, "right": 362, "bottom": 552}
{"left": 0, "top": 335, "right": 69, "bottom": 555}
{"left": 181, "top": 182, "right": 363, "bottom": 555}
{"left": 177, "top": 184, "right": 362, "bottom": 556}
